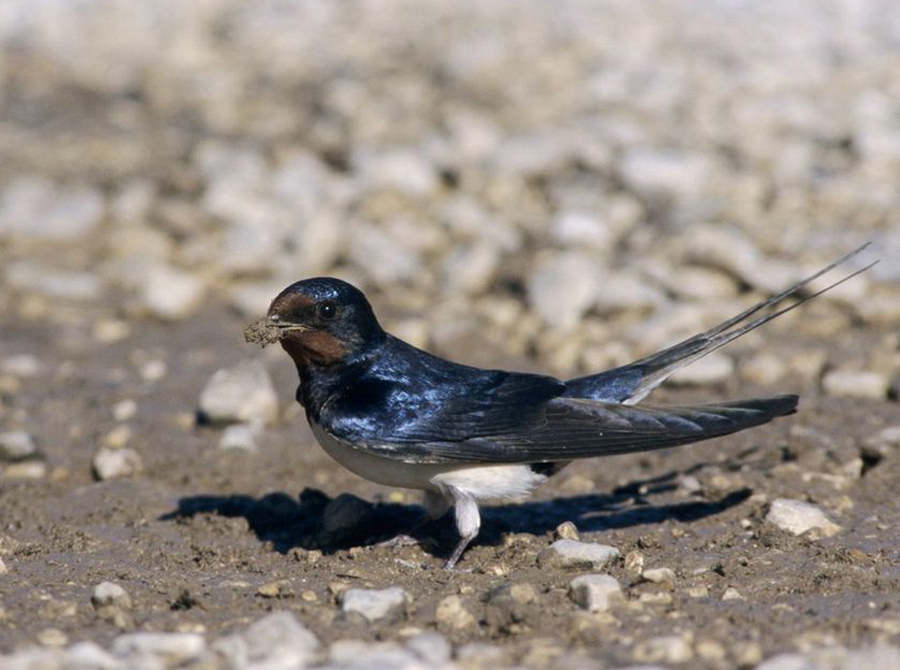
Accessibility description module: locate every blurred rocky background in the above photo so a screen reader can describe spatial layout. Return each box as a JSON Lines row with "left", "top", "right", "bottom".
{"left": 1, "top": 1, "right": 899, "bottom": 668}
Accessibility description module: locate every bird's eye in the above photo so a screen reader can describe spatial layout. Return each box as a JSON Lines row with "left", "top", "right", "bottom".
{"left": 317, "top": 301, "right": 337, "bottom": 320}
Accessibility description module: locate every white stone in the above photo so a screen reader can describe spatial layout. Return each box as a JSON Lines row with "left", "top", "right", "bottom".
{"left": 112, "top": 632, "right": 206, "bottom": 665}
{"left": 641, "top": 567, "right": 676, "bottom": 585}
{"left": 3, "top": 461, "right": 47, "bottom": 480}
{"left": 0, "top": 557, "right": 7, "bottom": 575}
{"left": 356, "top": 149, "right": 438, "bottom": 198}
{"left": 527, "top": 253, "right": 599, "bottom": 329}
{"left": 341, "top": 587, "right": 410, "bottom": 623}
{"left": 6, "top": 263, "right": 103, "bottom": 301}
{"left": 823, "top": 370, "right": 890, "bottom": 400}
{"left": 620, "top": 149, "right": 714, "bottom": 200}
{"left": 633, "top": 634, "right": 695, "bottom": 664}
{"left": 441, "top": 244, "right": 499, "bottom": 295}
{"left": 766, "top": 499, "right": 842, "bottom": 537}
{"left": 405, "top": 632, "right": 452, "bottom": 664}
{"left": 92, "top": 582, "right": 132, "bottom": 610}
{"left": 198, "top": 360, "right": 278, "bottom": 425}
{"left": 669, "top": 352, "right": 734, "bottom": 386}
{"left": 551, "top": 211, "right": 615, "bottom": 251}
{"left": 92, "top": 448, "right": 143, "bottom": 481}
{"left": 755, "top": 653, "right": 815, "bottom": 670}
{"left": 0, "top": 176, "right": 104, "bottom": 241}
{"left": 537, "top": 539, "right": 621, "bottom": 571}
{"left": 241, "top": 611, "right": 319, "bottom": 666}
{"left": 65, "top": 641, "right": 118, "bottom": 669}
{"left": 112, "top": 400, "right": 138, "bottom": 422}
{"left": 218, "top": 422, "right": 262, "bottom": 451}
{"left": 329, "top": 639, "right": 421, "bottom": 668}
{"left": 141, "top": 265, "right": 206, "bottom": 321}
{"left": 865, "top": 426, "right": 900, "bottom": 448}
{"left": 0, "top": 354, "right": 42, "bottom": 378}
{"left": 568, "top": 574, "right": 623, "bottom": 612}
{"left": 0, "top": 432, "right": 38, "bottom": 461}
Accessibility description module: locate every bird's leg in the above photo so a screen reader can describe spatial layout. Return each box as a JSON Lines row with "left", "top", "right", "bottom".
{"left": 443, "top": 486, "right": 481, "bottom": 570}
{"left": 376, "top": 490, "right": 450, "bottom": 548}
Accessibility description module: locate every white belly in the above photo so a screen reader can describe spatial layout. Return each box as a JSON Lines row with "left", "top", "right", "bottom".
{"left": 308, "top": 420, "right": 550, "bottom": 502}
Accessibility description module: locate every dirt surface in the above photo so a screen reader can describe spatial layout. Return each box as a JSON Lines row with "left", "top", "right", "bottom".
{"left": 2, "top": 302, "right": 899, "bottom": 667}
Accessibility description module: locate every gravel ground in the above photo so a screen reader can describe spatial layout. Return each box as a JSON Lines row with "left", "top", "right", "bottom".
{"left": 1, "top": 1, "right": 899, "bottom": 668}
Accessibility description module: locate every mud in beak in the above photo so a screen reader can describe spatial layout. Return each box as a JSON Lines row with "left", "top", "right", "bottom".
{"left": 243, "top": 315, "right": 308, "bottom": 347}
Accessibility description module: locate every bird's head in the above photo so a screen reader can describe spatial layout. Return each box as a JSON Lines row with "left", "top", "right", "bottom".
{"left": 264, "top": 277, "right": 385, "bottom": 368}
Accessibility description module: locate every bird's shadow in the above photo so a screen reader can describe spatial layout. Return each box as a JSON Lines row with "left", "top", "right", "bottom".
{"left": 160, "top": 468, "right": 751, "bottom": 562}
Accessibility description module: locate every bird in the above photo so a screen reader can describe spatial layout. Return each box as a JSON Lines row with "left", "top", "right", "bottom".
{"left": 250, "top": 244, "right": 874, "bottom": 568}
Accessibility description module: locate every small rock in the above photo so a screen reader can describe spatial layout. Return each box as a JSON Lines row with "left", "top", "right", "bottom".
{"left": 241, "top": 611, "right": 319, "bottom": 666}
{"left": 554, "top": 521, "right": 580, "bottom": 541}
{"left": 485, "top": 583, "right": 540, "bottom": 631}
{"left": 6, "top": 263, "right": 103, "bottom": 301}
{"left": 219, "top": 422, "right": 262, "bottom": 451}
{"left": 0, "top": 557, "right": 7, "bottom": 575}
{"left": 766, "top": 498, "right": 842, "bottom": 537}
{"left": 435, "top": 595, "right": 476, "bottom": 630}
{"left": 551, "top": 210, "right": 616, "bottom": 251}
{"left": 341, "top": 587, "right": 409, "bottom": 623}
{"left": 112, "top": 400, "right": 137, "bottom": 422}
{"left": 670, "top": 352, "right": 734, "bottom": 386}
{"left": 633, "top": 634, "right": 694, "bottom": 664}
{"left": 527, "top": 253, "right": 599, "bottom": 329}
{"left": 0, "top": 432, "right": 38, "bottom": 462}
{"left": 0, "top": 176, "right": 104, "bottom": 241}
{"left": 742, "top": 352, "right": 788, "bottom": 385}
{"left": 568, "top": 574, "right": 623, "bottom": 612}
{"left": 38, "top": 628, "right": 68, "bottom": 647}
{"left": 112, "top": 632, "right": 206, "bottom": 665}
{"left": 865, "top": 425, "right": 900, "bottom": 448}
{"left": 198, "top": 360, "right": 278, "bottom": 425}
{"left": 3, "top": 460, "right": 47, "bottom": 480}
{"left": 722, "top": 587, "right": 745, "bottom": 601}
{"left": 92, "top": 448, "right": 143, "bottom": 481}
{"left": 823, "top": 369, "right": 890, "bottom": 400}
{"left": 641, "top": 567, "right": 676, "bottom": 586}
{"left": 92, "top": 582, "right": 132, "bottom": 610}
{"left": 624, "top": 550, "right": 645, "bottom": 577}
{"left": 405, "top": 632, "right": 452, "bottom": 664}
{"left": 537, "top": 539, "right": 621, "bottom": 571}
{"left": 141, "top": 265, "right": 206, "bottom": 321}
{"left": 755, "top": 653, "right": 814, "bottom": 670}
{"left": 0, "top": 355, "right": 42, "bottom": 378}
{"left": 441, "top": 244, "right": 500, "bottom": 295}
{"left": 329, "top": 639, "right": 420, "bottom": 669}
{"left": 256, "top": 579, "right": 293, "bottom": 598}
{"left": 65, "top": 641, "right": 118, "bottom": 669}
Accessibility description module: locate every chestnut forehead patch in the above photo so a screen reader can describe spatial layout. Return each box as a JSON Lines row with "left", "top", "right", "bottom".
{"left": 270, "top": 292, "right": 316, "bottom": 315}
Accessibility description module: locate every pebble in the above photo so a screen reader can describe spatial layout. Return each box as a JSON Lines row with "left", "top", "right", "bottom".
{"left": 0, "top": 432, "right": 38, "bottom": 461}
{"left": 65, "top": 641, "right": 118, "bottom": 669}
{"left": 405, "top": 632, "right": 452, "bottom": 664}
{"left": 568, "top": 574, "right": 623, "bottom": 612}
{"left": 0, "top": 354, "right": 42, "bottom": 378}
{"left": 722, "top": 587, "right": 745, "bottom": 601}
{"left": 0, "top": 557, "right": 7, "bottom": 575}
{"left": 755, "top": 653, "right": 815, "bottom": 670}
{"left": 641, "top": 567, "right": 676, "bottom": 586}
{"left": 3, "top": 460, "right": 47, "bottom": 480}
{"left": 341, "top": 587, "right": 410, "bottom": 624}
{"left": 141, "top": 265, "right": 206, "bottom": 321}
{"left": 554, "top": 521, "right": 580, "bottom": 541}
{"left": 111, "top": 632, "right": 206, "bottom": 665}
{"left": 435, "top": 594, "right": 477, "bottom": 630}
{"left": 256, "top": 579, "right": 293, "bottom": 598}
{"left": 198, "top": 360, "right": 278, "bottom": 425}
{"left": 92, "top": 448, "right": 143, "bottom": 481}
{"left": 241, "top": 611, "right": 319, "bottom": 666}
{"left": 5, "top": 263, "right": 104, "bottom": 301}
{"left": 632, "top": 634, "right": 695, "bottom": 664}
{"left": 823, "top": 369, "right": 890, "bottom": 400}
{"left": 537, "top": 539, "right": 621, "bottom": 571}
{"left": 766, "top": 498, "right": 842, "bottom": 537}
{"left": 0, "top": 176, "right": 104, "bottom": 241}
{"left": 112, "top": 399, "right": 137, "bottom": 422}
{"left": 91, "top": 582, "right": 132, "bottom": 610}
{"left": 527, "top": 253, "right": 599, "bottom": 329}
{"left": 218, "top": 422, "right": 262, "bottom": 451}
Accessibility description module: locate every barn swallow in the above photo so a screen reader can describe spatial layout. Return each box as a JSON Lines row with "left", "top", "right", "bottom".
{"left": 251, "top": 244, "right": 873, "bottom": 568}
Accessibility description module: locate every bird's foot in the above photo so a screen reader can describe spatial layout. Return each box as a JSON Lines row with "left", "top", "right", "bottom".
{"left": 375, "top": 533, "right": 420, "bottom": 548}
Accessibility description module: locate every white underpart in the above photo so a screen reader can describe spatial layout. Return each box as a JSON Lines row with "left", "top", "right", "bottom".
{"left": 309, "top": 419, "right": 549, "bottom": 502}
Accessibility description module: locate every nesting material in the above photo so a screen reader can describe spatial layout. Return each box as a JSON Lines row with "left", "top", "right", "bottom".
{"left": 243, "top": 319, "right": 282, "bottom": 348}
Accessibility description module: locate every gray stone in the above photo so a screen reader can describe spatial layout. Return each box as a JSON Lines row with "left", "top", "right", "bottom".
{"left": 537, "top": 539, "right": 621, "bottom": 571}
{"left": 241, "top": 610, "right": 319, "bottom": 666}
{"left": 0, "top": 176, "right": 104, "bottom": 241}
{"left": 218, "top": 422, "right": 262, "bottom": 451}
{"left": 641, "top": 567, "right": 676, "bottom": 586}
{"left": 755, "top": 653, "right": 816, "bottom": 670}
{"left": 0, "top": 355, "right": 42, "bottom": 379}
{"left": 198, "top": 360, "right": 278, "bottom": 425}
{"left": 823, "top": 369, "right": 890, "bottom": 400}
{"left": 527, "top": 253, "right": 599, "bottom": 329}
{"left": 341, "top": 587, "right": 410, "bottom": 623}
{"left": 766, "top": 498, "right": 842, "bottom": 537}
{"left": 111, "top": 632, "right": 206, "bottom": 665}
{"left": 0, "top": 432, "right": 38, "bottom": 462}
{"left": 405, "top": 632, "right": 452, "bottom": 664}
{"left": 328, "top": 639, "right": 422, "bottom": 669}
{"left": 140, "top": 265, "right": 206, "bottom": 321}
{"left": 92, "top": 448, "right": 143, "bottom": 481}
{"left": 568, "top": 574, "right": 623, "bottom": 612}
{"left": 64, "top": 641, "right": 118, "bottom": 669}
